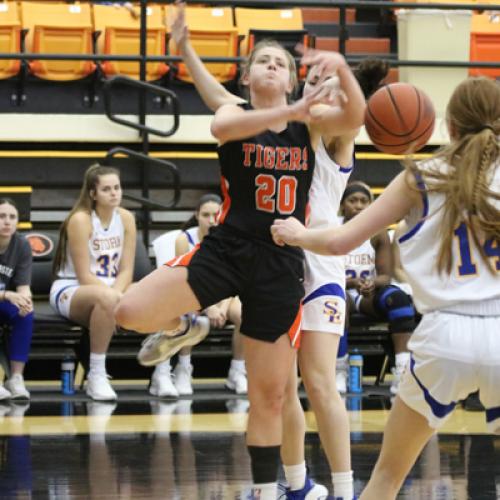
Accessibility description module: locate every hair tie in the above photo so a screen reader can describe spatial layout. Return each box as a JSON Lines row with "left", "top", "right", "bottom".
{"left": 479, "top": 125, "right": 495, "bottom": 133}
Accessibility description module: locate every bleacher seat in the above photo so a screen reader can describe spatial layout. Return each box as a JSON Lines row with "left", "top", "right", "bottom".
{"left": 0, "top": 1, "right": 21, "bottom": 80}
{"left": 93, "top": 4, "right": 168, "bottom": 81}
{"left": 301, "top": 7, "right": 356, "bottom": 24}
{"left": 469, "top": 13, "right": 500, "bottom": 78}
{"left": 168, "top": 6, "right": 238, "bottom": 83}
{"left": 235, "top": 7, "right": 304, "bottom": 56}
{"left": 21, "top": 2, "right": 95, "bottom": 81}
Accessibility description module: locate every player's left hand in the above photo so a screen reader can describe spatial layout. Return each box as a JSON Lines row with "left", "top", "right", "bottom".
{"left": 296, "top": 44, "right": 348, "bottom": 83}
{"left": 271, "top": 217, "right": 305, "bottom": 247}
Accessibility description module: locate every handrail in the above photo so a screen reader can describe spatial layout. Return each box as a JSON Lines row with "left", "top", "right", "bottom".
{"left": 105, "top": 146, "right": 181, "bottom": 209}
{"left": 103, "top": 76, "right": 180, "bottom": 138}
{"left": 122, "top": 193, "right": 178, "bottom": 211}
{"left": 0, "top": 52, "right": 498, "bottom": 69}
{"left": 185, "top": 0, "right": 497, "bottom": 8}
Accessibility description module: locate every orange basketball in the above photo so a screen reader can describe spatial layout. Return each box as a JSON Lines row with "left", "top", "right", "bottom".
{"left": 365, "top": 83, "right": 435, "bottom": 154}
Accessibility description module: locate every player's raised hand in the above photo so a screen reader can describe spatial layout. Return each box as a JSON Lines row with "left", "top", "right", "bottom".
{"left": 297, "top": 44, "right": 347, "bottom": 84}
{"left": 168, "top": 0, "right": 189, "bottom": 47}
{"left": 271, "top": 217, "right": 306, "bottom": 247}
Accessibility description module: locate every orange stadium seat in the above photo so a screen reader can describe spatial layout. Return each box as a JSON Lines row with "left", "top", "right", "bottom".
{"left": 469, "top": 13, "right": 500, "bottom": 78}
{"left": 21, "top": 2, "right": 95, "bottom": 81}
{"left": 0, "top": 2, "right": 21, "bottom": 79}
{"left": 234, "top": 7, "right": 304, "bottom": 55}
{"left": 234, "top": 8, "right": 311, "bottom": 79}
{"left": 93, "top": 4, "right": 168, "bottom": 81}
{"left": 168, "top": 6, "right": 238, "bottom": 83}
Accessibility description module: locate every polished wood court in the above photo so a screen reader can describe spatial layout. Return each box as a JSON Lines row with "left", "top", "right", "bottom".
{"left": 0, "top": 381, "right": 498, "bottom": 499}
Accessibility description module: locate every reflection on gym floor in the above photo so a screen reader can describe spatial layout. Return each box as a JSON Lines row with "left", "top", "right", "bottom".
{"left": 0, "top": 392, "right": 499, "bottom": 499}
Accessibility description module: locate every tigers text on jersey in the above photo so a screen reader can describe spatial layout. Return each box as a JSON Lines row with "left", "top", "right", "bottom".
{"left": 216, "top": 103, "right": 315, "bottom": 257}
{"left": 398, "top": 158, "right": 500, "bottom": 314}
{"left": 58, "top": 209, "right": 124, "bottom": 286}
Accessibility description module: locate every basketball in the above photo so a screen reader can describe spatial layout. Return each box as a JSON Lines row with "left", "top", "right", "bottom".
{"left": 364, "top": 83, "right": 436, "bottom": 154}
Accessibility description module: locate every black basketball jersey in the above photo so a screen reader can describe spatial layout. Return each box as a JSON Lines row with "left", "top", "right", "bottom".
{"left": 217, "top": 103, "right": 315, "bottom": 257}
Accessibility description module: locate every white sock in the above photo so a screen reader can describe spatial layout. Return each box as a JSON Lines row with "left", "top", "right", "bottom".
{"left": 337, "top": 354, "right": 349, "bottom": 368}
{"left": 395, "top": 351, "right": 411, "bottom": 368}
{"left": 178, "top": 354, "right": 191, "bottom": 368}
{"left": 89, "top": 353, "right": 106, "bottom": 375}
{"left": 252, "top": 483, "right": 277, "bottom": 500}
{"left": 154, "top": 359, "right": 171, "bottom": 374}
{"left": 230, "top": 359, "right": 245, "bottom": 372}
{"left": 283, "top": 461, "right": 306, "bottom": 491}
{"left": 331, "top": 470, "right": 353, "bottom": 499}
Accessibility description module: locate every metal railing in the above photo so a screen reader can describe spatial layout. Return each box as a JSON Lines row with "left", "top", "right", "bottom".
{"left": 105, "top": 146, "right": 181, "bottom": 247}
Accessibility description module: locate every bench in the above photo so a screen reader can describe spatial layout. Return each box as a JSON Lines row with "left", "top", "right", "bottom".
{"left": 0, "top": 230, "right": 236, "bottom": 383}
{"left": 1, "top": 230, "right": 392, "bottom": 384}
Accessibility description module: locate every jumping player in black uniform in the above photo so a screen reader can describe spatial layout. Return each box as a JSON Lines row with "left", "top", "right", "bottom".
{"left": 115, "top": 40, "right": 363, "bottom": 500}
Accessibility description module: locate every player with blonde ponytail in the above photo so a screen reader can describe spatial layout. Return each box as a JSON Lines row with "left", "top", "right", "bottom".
{"left": 271, "top": 76, "right": 500, "bottom": 499}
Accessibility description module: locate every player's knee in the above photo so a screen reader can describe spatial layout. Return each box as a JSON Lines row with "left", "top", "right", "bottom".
{"left": 303, "top": 373, "right": 332, "bottom": 403}
{"left": 251, "top": 384, "right": 286, "bottom": 416}
{"left": 375, "top": 285, "right": 416, "bottom": 334}
{"left": 97, "top": 288, "right": 121, "bottom": 314}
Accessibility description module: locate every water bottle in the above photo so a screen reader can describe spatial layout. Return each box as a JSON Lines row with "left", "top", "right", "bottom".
{"left": 61, "top": 356, "right": 75, "bottom": 395}
{"left": 348, "top": 350, "right": 363, "bottom": 393}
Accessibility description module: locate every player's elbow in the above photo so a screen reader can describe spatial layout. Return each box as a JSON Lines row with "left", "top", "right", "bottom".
{"left": 210, "top": 121, "right": 227, "bottom": 142}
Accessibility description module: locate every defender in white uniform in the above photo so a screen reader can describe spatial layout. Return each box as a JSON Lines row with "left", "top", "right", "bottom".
{"left": 50, "top": 209, "right": 124, "bottom": 317}
{"left": 302, "top": 138, "right": 352, "bottom": 335}
{"left": 397, "top": 156, "right": 500, "bottom": 431}
{"left": 270, "top": 77, "right": 500, "bottom": 499}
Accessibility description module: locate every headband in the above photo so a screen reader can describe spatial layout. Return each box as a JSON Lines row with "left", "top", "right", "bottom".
{"left": 341, "top": 183, "right": 373, "bottom": 204}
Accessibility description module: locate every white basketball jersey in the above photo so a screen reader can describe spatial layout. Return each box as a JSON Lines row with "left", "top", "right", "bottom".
{"left": 398, "top": 158, "right": 500, "bottom": 314}
{"left": 184, "top": 226, "right": 200, "bottom": 250}
{"left": 307, "top": 138, "right": 352, "bottom": 230}
{"left": 344, "top": 237, "right": 376, "bottom": 283}
{"left": 303, "top": 139, "right": 353, "bottom": 294}
{"left": 59, "top": 209, "right": 124, "bottom": 286}
{"left": 302, "top": 139, "right": 353, "bottom": 332}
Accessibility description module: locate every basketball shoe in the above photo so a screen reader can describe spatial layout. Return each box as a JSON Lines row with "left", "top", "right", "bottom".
{"left": 138, "top": 315, "right": 210, "bottom": 367}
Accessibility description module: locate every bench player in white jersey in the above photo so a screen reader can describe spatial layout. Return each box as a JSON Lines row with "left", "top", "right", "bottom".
{"left": 150, "top": 193, "right": 247, "bottom": 398}
{"left": 340, "top": 182, "right": 417, "bottom": 394}
{"left": 271, "top": 76, "right": 500, "bottom": 499}
{"left": 143, "top": 5, "right": 383, "bottom": 498}
{"left": 50, "top": 164, "right": 136, "bottom": 401}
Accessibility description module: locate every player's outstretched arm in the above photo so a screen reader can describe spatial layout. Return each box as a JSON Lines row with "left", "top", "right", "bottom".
{"left": 271, "top": 172, "right": 422, "bottom": 255}
{"left": 169, "top": 0, "right": 243, "bottom": 111}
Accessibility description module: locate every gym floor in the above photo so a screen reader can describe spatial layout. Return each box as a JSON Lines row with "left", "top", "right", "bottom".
{"left": 0, "top": 380, "right": 498, "bottom": 499}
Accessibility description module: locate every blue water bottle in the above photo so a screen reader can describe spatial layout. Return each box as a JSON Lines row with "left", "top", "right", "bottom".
{"left": 61, "top": 356, "right": 75, "bottom": 395}
{"left": 348, "top": 350, "right": 363, "bottom": 393}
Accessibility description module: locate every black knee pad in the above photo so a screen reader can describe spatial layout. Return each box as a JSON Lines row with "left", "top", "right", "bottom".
{"left": 374, "top": 285, "right": 416, "bottom": 334}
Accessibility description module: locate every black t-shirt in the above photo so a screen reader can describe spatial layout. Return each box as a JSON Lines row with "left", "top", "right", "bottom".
{"left": 0, "top": 233, "right": 32, "bottom": 291}
{"left": 217, "top": 103, "right": 315, "bottom": 257}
